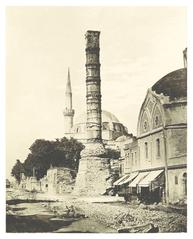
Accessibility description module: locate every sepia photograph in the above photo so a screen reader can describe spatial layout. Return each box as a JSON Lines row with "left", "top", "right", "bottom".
{"left": 3, "top": 3, "right": 188, "bottom": 235}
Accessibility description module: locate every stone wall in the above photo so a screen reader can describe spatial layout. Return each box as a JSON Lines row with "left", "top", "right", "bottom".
{"left": 164, "top": 103, "right": 187, "bottom": 125}
{"left": 47, "top": 167, "right": 75, "bottom": 195}
{"left": 168, "top": 168, "right": 187, "bottom": 202}
{"left": 25, "top": 177, "right": 41, "bottom": 191}
{"left": 166, "top": 128, "right": 187, "bottom": 166}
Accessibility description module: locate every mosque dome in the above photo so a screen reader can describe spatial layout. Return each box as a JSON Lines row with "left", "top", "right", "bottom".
{"left": 72, "top": 110, "right": 128, "bottom": 141}
{"left": 74, "top": 110, "right": 120, "bottom": 124}
{"left": 152, "top": 68, "right": 187, "bottom": 100}
{"left": 137, "top": 67, "right": 187, "bottom": 137}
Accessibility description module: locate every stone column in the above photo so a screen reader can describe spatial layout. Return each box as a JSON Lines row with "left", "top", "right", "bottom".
{"left": 73, "top": 31, "right": 110, "bottom": 196}
{"left": 85, "top": 31, "right": 102, "bottom": 142}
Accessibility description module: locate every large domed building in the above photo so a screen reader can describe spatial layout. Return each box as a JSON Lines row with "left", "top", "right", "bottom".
{"left": 120, "top": 50, "right": 187, "bottom": 204}
{"left": 63, "top": 69, "right": 129, "bottom": 146}
{"left": 72, "top": 110, "right": 128, "bottom": 144}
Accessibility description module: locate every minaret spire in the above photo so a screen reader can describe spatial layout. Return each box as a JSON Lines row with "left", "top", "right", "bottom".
{"left": 63, "top": 68, "right": 75, "bottom": 134}
{"left": 66, "top": 67, "right": 72, "bottom": 94}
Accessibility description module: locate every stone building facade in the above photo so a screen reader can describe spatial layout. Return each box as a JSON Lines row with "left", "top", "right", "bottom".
{"left": 116, "top": 66, "right": 187, "bottom": 204}
{"left": 136, "top": 68, "right": 187, "bottom": 203}
{"left": 124, "top": 138, "right": 139, "bottom": 175}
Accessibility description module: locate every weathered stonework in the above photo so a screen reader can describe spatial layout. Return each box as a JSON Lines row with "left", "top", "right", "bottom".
{"left": 73, "top": 153, "right": 110, "bottom": 195}
{"left": 73, "top": 31, "right": 110, "bottom": 195}
{"left": 85, "top": 31, "right": 102, "bottom": 143}
{"left": 47, "top": 167, "right": 75, "bottom": 195}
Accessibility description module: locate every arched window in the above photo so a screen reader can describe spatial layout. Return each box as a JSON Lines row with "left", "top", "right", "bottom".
{"left": 145, "top": 142, "right": 148, "bottom": 159}
{"left": 175, "top": 175, "right": 178, "bottom": 185}
{"left": 140, "top": 111, "right": 150, "bottom": 134}
{"left": 152, "top": 106, "right": 163, "bottom": 129}
{"left": 156, "top": 138, "right": 161, "bottom": 157}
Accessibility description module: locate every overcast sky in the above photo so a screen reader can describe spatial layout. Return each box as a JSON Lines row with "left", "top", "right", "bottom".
{"left": 6, "top": 6, "right": 186, "bottom": 177}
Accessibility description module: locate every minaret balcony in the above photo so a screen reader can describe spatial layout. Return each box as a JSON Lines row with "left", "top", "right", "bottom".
{"left": 63, "top": 109, "right": 75, "bottom": 116}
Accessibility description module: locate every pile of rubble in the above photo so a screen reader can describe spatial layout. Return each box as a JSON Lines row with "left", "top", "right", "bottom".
{"left": 73, "top": 201, "right": 187, "bottom": 232}
{"left": 6, "top": 189, "right": 186, "bottom": 232}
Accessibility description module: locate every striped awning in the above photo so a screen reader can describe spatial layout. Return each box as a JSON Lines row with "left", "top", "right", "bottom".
{"left": 129, "top": 172, "right": 149, "bottom": 187}
{"left": 138, "top": 170, "right": 164, "bottom": 187}
{"left": 113, "top": 174, "right": 130, "bottom": 186}
{"left": 118, "top": 172, "right": 139, "bottom": 186}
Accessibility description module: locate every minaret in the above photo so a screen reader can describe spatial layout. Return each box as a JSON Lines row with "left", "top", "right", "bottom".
{"left": 63, "top": 68, "right": 74, "bottom": 134}
{"left": 73, "top": 31, "right": 110, "bottom": 196}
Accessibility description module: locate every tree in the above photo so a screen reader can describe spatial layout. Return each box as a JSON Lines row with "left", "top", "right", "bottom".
{"left": 22, "top": 137, "right": 84, "bottom": 180}
{"left": 23, "top": 139, "right": 56, "bottom": 179}
{"left": 11, "top": 159, "right": 25, "bottom": 183}
{"left": 105, "top": 148, "right": 120, "bottom": 159}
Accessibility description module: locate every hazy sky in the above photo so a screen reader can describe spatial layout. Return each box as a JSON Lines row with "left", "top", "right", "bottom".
{"left": 6, "top": 6, "right": 186, "bottom": 177}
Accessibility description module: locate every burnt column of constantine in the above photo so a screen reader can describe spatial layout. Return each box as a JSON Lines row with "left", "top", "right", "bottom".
{"left": 73, "top": 31, "right": 110, "bottom": 196}
{"left": 85, "top": 31, "right": 102, "bottom": 142}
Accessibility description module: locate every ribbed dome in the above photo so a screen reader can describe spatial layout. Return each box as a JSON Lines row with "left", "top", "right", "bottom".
{"left": 152, "top": 68, "right": 187, "bottom": 100}
{"left": 74, "top": 110, "right": 120, "bottom": 124}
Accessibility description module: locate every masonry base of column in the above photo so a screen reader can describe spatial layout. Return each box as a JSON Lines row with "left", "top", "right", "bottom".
{"left": 73, "top": 143, "right": 111, "bottom": 196}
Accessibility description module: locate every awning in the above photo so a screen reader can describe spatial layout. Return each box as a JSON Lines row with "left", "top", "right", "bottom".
{"left": 129, "top": 172, "right": 149, "bottom": 187}
{"left": 138, "top": 170, "right": 164, "bottom": 187}
{"left": 118, "top": 172, "right": 139, "bottom": 186}
{"left": 113, "top": 174, "right": 130, "bottom": 186}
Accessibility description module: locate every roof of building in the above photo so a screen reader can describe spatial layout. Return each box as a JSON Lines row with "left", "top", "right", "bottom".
{"left": 74, "top": 110, "right": 120, "bottom": 124}
{"left": 151, "top": 68, "right": 187, "bottom": 100}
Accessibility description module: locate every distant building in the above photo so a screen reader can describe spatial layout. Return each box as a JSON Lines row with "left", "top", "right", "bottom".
{"left": 19, "top": 173, "right": 27, "bottom": 190}
{"left": 118, "top": 136, "right": 137, "bottom": 176}
{"left": 19, "top": 173, "right": 41, "bottom": 191}
{"left": 124, "top": 138, "right": 139, "bottom": 175}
